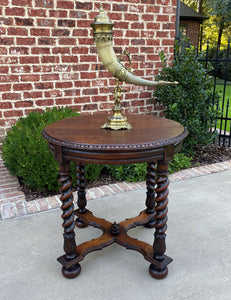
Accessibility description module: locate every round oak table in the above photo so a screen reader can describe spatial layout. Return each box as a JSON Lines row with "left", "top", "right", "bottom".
{"left": 42, "top": 114, "right": 188, "bottom": 280}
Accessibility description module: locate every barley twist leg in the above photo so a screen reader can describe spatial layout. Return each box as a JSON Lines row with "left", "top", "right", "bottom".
{"left": 144, "top": 161, "right": 157, "bottom": 228}
{"left": 59, "top": 162, "right": 81, "bottom": 278}
{"left": 76, "top": 162, "right": 88, "bottom": 228}
{"left": 149, "top": 161, "right": 169, "bottom": 279}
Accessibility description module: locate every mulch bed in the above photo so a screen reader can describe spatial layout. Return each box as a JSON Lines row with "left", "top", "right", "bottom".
{"left": 20, "top": 142, "right": 231, "bottom": 201}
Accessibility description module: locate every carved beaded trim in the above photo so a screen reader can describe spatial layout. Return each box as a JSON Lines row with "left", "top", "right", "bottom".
{"left": 42, "top": 129, "right": 188, "bottom": 152}
{"left": 93, "top": 32, "right": 113, "bottom": 42}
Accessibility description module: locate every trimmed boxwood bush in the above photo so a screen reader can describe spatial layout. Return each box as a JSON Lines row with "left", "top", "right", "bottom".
{"left": 2, "top": 107, "right": 81, "bottom": 193}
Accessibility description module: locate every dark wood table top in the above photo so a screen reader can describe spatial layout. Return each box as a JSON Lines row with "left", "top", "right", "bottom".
{"left": 43, "top": 114, "right": 187, "bottom": 151}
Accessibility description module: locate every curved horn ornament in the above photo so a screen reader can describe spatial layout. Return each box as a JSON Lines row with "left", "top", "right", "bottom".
{"left": 91, "top": 6, "right": 178, "bottom": 87}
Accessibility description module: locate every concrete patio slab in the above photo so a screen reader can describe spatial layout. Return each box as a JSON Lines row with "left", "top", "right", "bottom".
{"left": 1, "top": 170, "right": 231, "bottom": 300}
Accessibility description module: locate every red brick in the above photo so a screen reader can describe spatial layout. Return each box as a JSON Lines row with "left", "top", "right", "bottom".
{"left": 31, "top": 47, "right": 50, "bottom": 54}
{"left": 0, "top": 56, "right": 18, "bottom": 64}
{"left": 0, "top": 0, "right": 9, "bottom": 5}
{"left": 36, "top": 99, "right": 54, "bottom": 106}
{"left": 21, "top": 74, "right": 40, "bottom": 82}
{"left": 64, "top": 89, "right": 80, "bottom": 97}
{"left": 16, "top": 37, "right": 36, "bottom": 45}
{"left": 35, "top": 198, "right": 49, "bottom": 211}
{"left": 77, "top": 20, "right": 92, "bottom": 28}
{"left": 49, "top": 10, "right": 67, "bottom": 18}
{"left": 57, "top": 1, "right": 74, "bottom": 9}
{"left": 20, "top": 56, "right": 40, "bottom": 64}
{"left": 156, "top": 31, "right": 169, "bottom": 38}
{"left": 15, "top": 100, "right": 34, "bottom": 108}
{"left": 28, "top": 9, "right": 47, "bottom": 17}
{"left": 52, "top": 47, "right": 70, "bottom": 54}
{"left": 72, "top": 29, "right": 88, "bottom": 37}
{"left": 0, "top": 47, "right": 7, "bottom": 55}
{"left": 44, "top": 90, "right": 62, "bottom": 98}
{"left": 83, "top": 88, "right": 98, "bottom": 96}
{"left": 0, "top": 102, "right": 13, "bottom": 109}
{"left": 146, "top": 6, "right": 160, "bottom": 13}
{"left": 0, "top": 84, "right": 11, "bottom": 92}
{"left": 0, "top": 37, "right": 14, "bottom": 45}
{"left": 24, "top": 91, "right": 43, "bottom": 98}
{"left": 38, "top": 37, "right": 55, "bottom": 45}
{"left": 55, "top": 98, "right": 72, "bottom": 105}
{"left": 0, "top": 75, "right": 19, "bottom": 82}
{"left": 80, "top": 72, "right": 96, "bottom": 80}
{"left": 52, "top": 29, "right": 70, "bottom": 36}
{"left": 1, "top": 203, "right": 15, "bottom": 219}
{"left": 113, "top": 4, "right": 128, "bottom": 11}
{"left": 61, "top": 56, "right": 79, "bottom": 63}
{"left": 80, "top": 55, "right": 97, "bottom": 63}
{"left": 55, "top": 81, "right": 73, "bottom": 89}
{"left": 0, "top": 66, "right": 8, "bottom": 73}
{"left": 46, "top": 196, "right": 60, "bottom": 209}
{"left": 0, "top": 28, "right": 6, "bottom": 35}
{"left": 58, "top": 19, "right": 75, "bottom": 27}
{"left": 3, "top": 110, "right": 23, "bottom": 118}
{"left": 15, "top": 18, "right": 34, "bottom": 26}
{"left": 54, "top": 65, "right": 71, "bottom": 72}
{"left": 41, "top": 56, "right": 59, "bottom": 64}
{"left": 30, "top": 28, "right": 50, "bottom": 36}
{"left": 0, "top": 17, "right": 13, "bottom": 26}
{"left": 142, "top": 14, "right": 154, "bottom": 22}
{"left": 41, "top": 74, "right": 59, "bottom": 81}
{"left": 35, "top": 0, "right": 54, "bottom": 8}
{"left": 25, "top": 200, "right": 39, "bottom": 214}
{"left": 2, "top": 93, "right": 21, "bottom": 100}
{"left": 13, "top": 83, "right": 33, "bottom": 91}
{"left": 15, "top": 202, "right": 27, "bottom": 217}
{"left": 34, "top": 82, "right": 53, "bottom": 89}
{"left": 9, "top": 47, "right": 29, "bottom": 55}
{"left": 59, "top": 38, "right": 76, "bottom": 45}
{"left": 82, "top": 103, "right": 98, "bottom": 111}
{"left": 36, "top": 18, "right": 55, "bottom": 27}
{"left": 5, "top": 7, "right": 25, "bottom": 16}
{"left": 157, "top": 14, "right": 169, "bottom": 22}
{"left": 131, "top": 23, "right": 144, "bottom": 30}
{"left": 70, "top": 11, "right": 86, "bottom": 19}
{"left": 76, "top": 1, "right": 93, "bottom": 10}
{"left": 33, "top": 65, "right": 52, "bottom": 73}
{"left": 12, "top": 0, "right": 32, "bottom": 5}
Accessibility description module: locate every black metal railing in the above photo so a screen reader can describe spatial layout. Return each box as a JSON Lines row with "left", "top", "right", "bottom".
{"left": 201, "top": 38, "right": 231, "bottom": 146}
{"left": 176, "top": 37, "right": 231, "bottom": 146}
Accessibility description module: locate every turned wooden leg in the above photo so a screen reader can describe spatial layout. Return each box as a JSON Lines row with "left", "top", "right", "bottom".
{"left": 59, "top": 162, "right": 81, "bottom": 278}
{"left": 149, "top": 161, "right": 169, "bottom": 279}
{"left": 145, "top": 161, "right": 157, "bottom": 228}
{"left": 75, "top": 162, "right": 88, "bottom": 228}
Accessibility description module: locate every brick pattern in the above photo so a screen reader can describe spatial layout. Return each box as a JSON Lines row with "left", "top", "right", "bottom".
{"left": 181, "top": 20, "right": 200, "bottom": 47}
{"left": 0, "top": 0, "right": 177, "bottom": 140}
{"left": 1, "top": 152, "right": 231, "bottom": 220}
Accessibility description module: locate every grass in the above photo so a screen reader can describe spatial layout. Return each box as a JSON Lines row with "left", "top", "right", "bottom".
{"left": 215, "top": 84, "right": 231, "bottom": 131}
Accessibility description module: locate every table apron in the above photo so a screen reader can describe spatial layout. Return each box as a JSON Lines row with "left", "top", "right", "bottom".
{"left": 61, "top": 147, "right": 165, "bottom": 165}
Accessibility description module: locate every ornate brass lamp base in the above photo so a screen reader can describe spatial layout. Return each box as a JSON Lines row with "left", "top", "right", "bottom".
{"left": 101, "top": 105, "right": 132, "bottom": 130}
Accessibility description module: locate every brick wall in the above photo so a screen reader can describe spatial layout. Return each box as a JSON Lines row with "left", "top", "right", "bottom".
{"left": 180, "top": 20, "right": 200, "bottom": 47}
{"left": 0, "top": 0, "right": 177, "bottom": 140}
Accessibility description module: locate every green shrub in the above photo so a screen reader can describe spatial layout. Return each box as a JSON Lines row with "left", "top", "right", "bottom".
{"left": 2, "top": 107, "right": 80, "bottom": 193}
{"left": 106, "top": 154, "right": 191, "bottom": 182}
{"left": 106, "top": 163, "right": 147, "bottom": 182}
{"left": 154, "top": 44, "right": 219, "bottom": 154}
{"left": 169, "top": 153, "right": 192, "bottom": 174}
